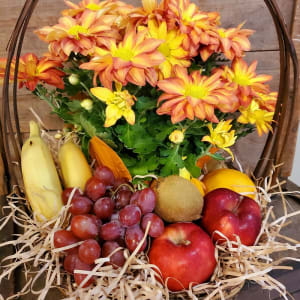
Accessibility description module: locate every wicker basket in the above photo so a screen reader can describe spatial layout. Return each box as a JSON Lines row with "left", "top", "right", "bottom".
{"left": 0, "top": 0, "right": 299, "bottom": 299}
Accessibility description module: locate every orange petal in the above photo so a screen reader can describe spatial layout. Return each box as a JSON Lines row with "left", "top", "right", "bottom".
{"left": 145, "top": 68, "right": 158, "bottom": 86}
{"left": 157, "top": 78, "right": 184, "bottom": 94}
{"left": 132, "top": 52, "right": 164, "bottom": 68}
{"left": 135, "top": 38, "right": 163, "bottom": 54}
{"left": 114, "top": 67, "right": 129, "bottom": 84}
{"left": 185, "top": 102, "right": 195, "bottom": 120}
{"left": 127, "top": 67, "right": 146, "bottom": 86}
{"left": 173, "top": 65, "right": 190, "bottom": 83}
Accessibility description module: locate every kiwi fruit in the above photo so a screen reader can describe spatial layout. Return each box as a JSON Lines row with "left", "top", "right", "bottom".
{"left": 152, "top": 175, "right": 204, "bottom": 223}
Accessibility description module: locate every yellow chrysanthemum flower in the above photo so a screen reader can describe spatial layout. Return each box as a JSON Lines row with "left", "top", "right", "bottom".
{"left": 238, "top": 101, "right": 274, "bottom": 136}
{"left": 91, "top": 83, "right": 136, "bottom": 127}
{"left": 147, "top": 20, "right": 190, "bottom": 79}
{"left": 169, "top": 129, "right": 185, "bottom": 144}
{"left": 202, "top": 120, "right": 237, "bottom": 160}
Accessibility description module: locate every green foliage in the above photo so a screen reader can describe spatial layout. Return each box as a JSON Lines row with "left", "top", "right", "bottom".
{"left": 33, "top": 55, "right": 256, "bottom": 178}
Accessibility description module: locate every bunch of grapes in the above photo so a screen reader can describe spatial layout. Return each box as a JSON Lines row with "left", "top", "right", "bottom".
{"left": 53, "top": 166, "right": 164, "bottom": 288}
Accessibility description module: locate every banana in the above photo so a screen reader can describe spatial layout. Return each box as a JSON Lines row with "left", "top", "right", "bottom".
{"left": 21, "top": 121, "right": 63, "bottom": 221}
{"left": 58, "top": 139, "right": 92, "bottom": 191}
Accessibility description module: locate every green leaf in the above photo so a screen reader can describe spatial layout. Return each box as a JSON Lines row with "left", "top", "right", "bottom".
{"left": 129, "top": 156, "right": 159, "bottom": 176}
{"left": 81, "top": 134, "right": 91, "bottom": 160}
{"left": 135, "top": 96, "right": 157, "bottom": 113}
{"left": 67, "top": 100, "right": 82, "bottom": 112}
{"left": 208, "top": 152, "right": 225, "bottom": 161}
{"left": 122, "top": 155, "right": 138, "bottom": 168}
{"left": 184, "top": 154, "right": 201, "bottom": 178}
{"left": 115, "top": 123, "right": 158, "bottom": 154}
{"left": 80, "top": 114, "right": 97, "bottom": 137}
{"left": 159, "top": 145, "right": 184, "bottom": 176}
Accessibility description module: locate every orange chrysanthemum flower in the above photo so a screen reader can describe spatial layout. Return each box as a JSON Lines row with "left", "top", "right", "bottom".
{"left": 200, "top": 23, "right": 254, "bottom": 62}
{"left": 165, "top": 0, "right": 220, "bottom": 57}
{"left": 0, "top": 53, "right": 65, "bottom": 91}
{"left": 157, "top": 66, "right": 238, "bottom": 123}
{"left": 80, "top": 29, "right": 165, "bottom": 89}
{"left": 35, "top": 10, "right": 118, "bottom": 60}
{"left": 222, "top": 58, "right": 272, "bottom": 107}
{"left": 62, "top": 0, "right": 130, "bottom": 16}
{"left": 254, "top": 91, "right": 277, "bottom": 112}
{"left": 129, "top": 0, "right": 167, "bottom": 26}
{"left": 62, "top": 0, "right": 133, "bottom": 29}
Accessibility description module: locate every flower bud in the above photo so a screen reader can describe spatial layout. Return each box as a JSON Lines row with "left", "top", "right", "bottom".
{"left": 68, "top": 74, "right": 80, "bottom": 85}
{"left": 54, "top": 133, "right": 62, "bottom": 139}
{"left": 80, "top": 99, "right": 93, "bottom": 111}
{"left": 169, "top": 129, "right": 184, "bottom": 144}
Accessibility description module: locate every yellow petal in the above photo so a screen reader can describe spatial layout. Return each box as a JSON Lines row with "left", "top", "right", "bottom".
{"left": 142, "top": 0, "right": 157, "bottom": 13}
{"left": 158, "top": 21, "right": 167, "bottom": 39}
{"left": 223, "top": 147, "right": 234, "bottom": 160}
{"left": 104, "top": 104, "right": 121, "bottom": 127}
{"left": 123, "top": 109, "right": 135, "bottom": 125}
{"left": 202, "top": 136, "right": 214, "bottom": 144}
{"left": 91, "top": 87, "right": 113, "bottom": 103}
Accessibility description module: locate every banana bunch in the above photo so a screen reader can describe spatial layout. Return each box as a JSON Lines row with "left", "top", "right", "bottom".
{"left": 58, "top": 139, "right": 92, "bottom": 191}
{"left": 21, "top": 121, "right": 63, "bottom": 221}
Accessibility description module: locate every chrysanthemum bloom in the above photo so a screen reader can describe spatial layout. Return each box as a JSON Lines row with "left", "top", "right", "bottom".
{"left": 169, "top": 129, "right": 185, "bottom": 144}
{"left": 157, "top": 66, "right": 238, "bottom": 123}
{"left": 202, "top": 120, "right": 237, "bottom": 159}
{"left": 62, "top": 0, "right": 132, "bottom": 17}
{"left": 238, "top": 101, "right": 274, "bottom": 136}
{"left": 254, "top": 91, "right": 277, "bottom": 112}
{"left": 200, "top": 23, "right": 254, "bottom": 62}
{"left": 146, "top": 19, "right": 190, "bottom": 79}
{"left": 165, "top": 0, "right": 220, "bottom": 57}
{"left": 91, "top": 82, "right": 136, "bottom": 127}
{"left": 80, "top": 29, "right": 165, "bottom": 89}
{"left": 62, "top": 0, "right": 134, "bottom": 30}
{"left": 222, "top": 58, "right": 272, "bottom": 107}
{"left": 35, "top": 10, "right": 119, "bottom": 60}
{"left": 0, "top": 53, "right": 65, "bottom": 91}
{"left": 129, "top": 0, "right": 168, "bottom": 26}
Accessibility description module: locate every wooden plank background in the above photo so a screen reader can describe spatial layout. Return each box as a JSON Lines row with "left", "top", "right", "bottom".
{"left": 0, "top": 0, "right": 298, "bottom": 174}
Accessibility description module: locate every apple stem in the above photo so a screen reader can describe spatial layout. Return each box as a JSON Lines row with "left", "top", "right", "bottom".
{"left": 232, "top": 196, "right": 244, "bottom": 215}
{"left": 182, "top": 240, "right": 191, "bottom": 246}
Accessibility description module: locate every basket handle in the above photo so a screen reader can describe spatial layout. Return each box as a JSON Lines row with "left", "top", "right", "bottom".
{"left": 255, "top": 0, "right": 299, "bottom": 179}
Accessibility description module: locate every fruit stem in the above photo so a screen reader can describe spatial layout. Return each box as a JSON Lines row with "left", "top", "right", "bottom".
{"left": 111, "top": 183, "right": 135, "bottom": 197}
{"left": 29, "top": 121, "right": 40, "bottom": 138}
{"left": 182, "top": 240, "right": 191, "bottom": 246}
{"left": 232, "top": 195, "right": 244, "bottom": 215}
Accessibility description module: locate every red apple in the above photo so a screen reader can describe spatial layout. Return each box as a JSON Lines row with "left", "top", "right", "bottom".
{"left": 148, "top": 222, "right": 216, "bottom": 291}
{"left": 202, "top": 188, "right": 261, "bottom": 246}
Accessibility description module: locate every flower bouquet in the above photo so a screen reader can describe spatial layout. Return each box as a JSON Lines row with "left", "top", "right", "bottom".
{"left": 1, "top": 0, "right": 277, "bottom": 179}
{"left": 1, "top": 0, "right": 299, "bottom": 299}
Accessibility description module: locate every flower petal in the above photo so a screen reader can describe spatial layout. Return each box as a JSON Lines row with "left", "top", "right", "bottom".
{"left": 91, "top": 87, "right": 114, "bottom": 102}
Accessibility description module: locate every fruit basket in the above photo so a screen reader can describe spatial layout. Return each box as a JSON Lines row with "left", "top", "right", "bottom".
{"left": 0, "top": 0, "right": 299, "bottom": 299}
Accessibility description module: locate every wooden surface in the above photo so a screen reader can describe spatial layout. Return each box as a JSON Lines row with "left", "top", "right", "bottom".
{"left": 0, "top": 0, "right": 298, "bottom": 174}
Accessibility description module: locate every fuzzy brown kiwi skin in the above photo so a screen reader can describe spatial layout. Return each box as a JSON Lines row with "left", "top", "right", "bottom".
{"left": 151, "top": 176, "right": 204, "bottom": 223}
